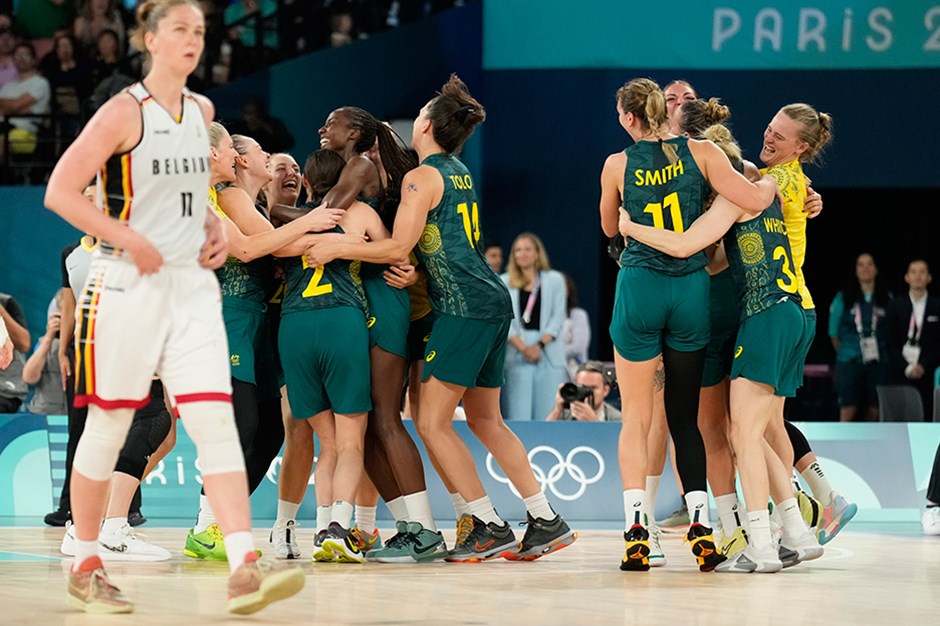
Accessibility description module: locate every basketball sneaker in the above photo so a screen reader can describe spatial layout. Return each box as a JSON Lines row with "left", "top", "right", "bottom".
{"left": 619, "top": 524, "right": 650, "bottom": 572}
{"left": 183, "top": 523, "right": 228, "bottom": 561}
{"left": 270, "top": 520, "right": 301, "bottom": 560}
{"left": 368, "top": 521, "right": 448, "bottom": 563}
{"left": 312, "top": 529, "right": 332, "bottom": 562}
{"left": 685, "top": 523, "right": 725, "bottom": 572}
{"left": 98, "top": 521, "right": 171, "bottom": 561}
{"left": 797, "top": 490, "right": 822, "bottom": 531}
{"left": 226, "top": 552, "right": 305, "bottom": 615}
{"left": 321, "top": 522, "right": 365, "bottom": 563}
{"left": 922, "top": 506, "right": 940, "bottom": 536}
{"left": 445, "top": 516, "right": 519, "bottom": 562}
{"left": 715, "top": 542, "right": 782, "bottom": 574}
{"left": 351, "top": 526, "right": 382, "bottom": 554}
{"left": 780, "top": 526, "right": 823, "bottom": 564}
{"left": 455, "top": 513, "right": 474, "bottom": 545}
{"left": 503, "top": 512, "right": 577, "bottom": 561}
{"left": 817, "top": 493, "right": 857, "bottom": 545}
{"left": 659, "top": 503, "right": 690, "bottom": 533}
{"left": 719, "top": 526, "right": 749, "bottom": 559}
{"left": 647, "top": 525, "right": 666, "bottom": 567}
{"left": 66, "top": 556, "right": 134, "bottom": 613}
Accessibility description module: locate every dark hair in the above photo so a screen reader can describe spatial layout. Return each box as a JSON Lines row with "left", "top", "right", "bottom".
{"left": 426, "top": 73, "right": 485, "bottom": 154}
{"left": 577, "top": 360, "right": 613, "bottom": 386}
{"left": 13, "top": 41, "right": 36, "bottom": 59}
{"left": 562, "top": 272, "right": 580, "bottom": 315}
{"left": 303, "top": 149, "right": 346, "bottom": 204}
{"left": 840, "top": 252, "right": 890, "bottom": 309}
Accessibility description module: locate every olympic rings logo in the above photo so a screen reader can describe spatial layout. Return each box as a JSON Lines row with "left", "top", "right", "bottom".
{"left": 486, "top": 445, "right": 605, "bottom": 502}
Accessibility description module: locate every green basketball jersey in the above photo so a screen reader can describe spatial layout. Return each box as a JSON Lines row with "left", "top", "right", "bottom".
{"left": 415, "top": 154, "right": 512, "bottom": 320}
{"left": 619, "top": 136, "right": 710, "bottom": 276}
{"left": 217, "top": 254, "right": 275, "bottom": 304}
{"left": 724, "top": 199, "right": 803, "bottom": 320}
{"left": 281, "top": 222, "right": 367, "bottom": 315}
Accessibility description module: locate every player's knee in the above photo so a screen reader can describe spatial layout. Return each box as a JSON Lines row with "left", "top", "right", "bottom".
{"left": 72, "top": 406, "right": 135, "bottom": 481}
{"left": 177, "top": 401, "right": 246, "bottom": 476}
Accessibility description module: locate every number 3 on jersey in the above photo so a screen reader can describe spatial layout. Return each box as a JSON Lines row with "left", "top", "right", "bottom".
{"left": 457, "top": 202, "right": 480, "bottom": 247}
{"left": 643, "top": 192, "right": 684, "bottom": 232}
{"left": 300, "top": 257, "right": 333, "bottom": 297}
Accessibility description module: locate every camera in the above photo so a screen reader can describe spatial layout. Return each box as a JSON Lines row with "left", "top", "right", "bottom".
{"left": 560, "top": 383, "right": 593, "bottom": 408}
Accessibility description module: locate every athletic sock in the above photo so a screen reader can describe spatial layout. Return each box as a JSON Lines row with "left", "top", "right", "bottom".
{"left": 354, "top": 505, "right": 377, "bottom": 532}
{"left": 101, "top": 517, "right": 126, "bottom": 535}
{"left": 449, "top": 492, "right": 471, "bottom": 518}
{"left": 801, "top": 462, "right": 835, "bottom": 507}
{"left": 715, "top": 493, "right": 741, "bottom": 534}
{"left": 645, "top": 474, "right": 662, "bottom": 525}
{"left": 275, "top": 499, "right": 300, "bottom": 527}
{"left": 386, "top": 496, "right": 408, "bottom": 523}
{"left": 224, "top": 531, "right": 255, "bottom": 573}
{"left": 331, "top": 500, "right": 354, "bottom": 528}
{"left": 403, "top": 491, "right": 437, "bottom": 530}
{"left": 684, "top": 490, "right": 712, "bottom": 528}
{"left": 194, "top": 495, "right": 217, "bottom": 534}
{"left": 746, "top": 509, "right": 773, "bottom": 550}
{"left": 623, "top": 489, "right": 646, "bottom": 530}
{"left": 316, "top": 505, "right": 331, "bottom": 532}
{"left": 467, "top": 495, "right": 503, "bottom": 526}
{"left": 523, "top": 491, "right": 555, "bottom": 521}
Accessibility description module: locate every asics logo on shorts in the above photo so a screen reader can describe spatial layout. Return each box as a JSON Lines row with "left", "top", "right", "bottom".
{"left": 426, "top": 351, "right": 437, "bottom": 362}
{"left": 367, "top": 316, "right": 376, "bottom": 328}
{"left": 423, "top": 334, "right": 431, "bottom": 343}
{"left": 734, "top": 346, "right": 743, "bottom": 358}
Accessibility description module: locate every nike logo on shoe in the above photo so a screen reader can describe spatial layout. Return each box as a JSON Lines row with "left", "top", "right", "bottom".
{"left": 474, "top": 539, "right": 495, "bottom": 551}
{"left": 194, "top": 539, "right": 216, "bottom": 550}
{"left": 102, "top": 542, "right": 128, "bottom": 553}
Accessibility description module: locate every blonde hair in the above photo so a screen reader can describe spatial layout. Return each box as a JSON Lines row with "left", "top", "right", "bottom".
{"left": 616, "top": 78, "right": 676, "bottom": 163}
{"left": 506, "top": 232, "right": 552, "bottom": 289}
{"left": 780, "top": 103, "right": 833, "bottom": 163}
{"left": 702, "top": 124, "right": 742, "bottom": 165}
{"left": 208, "top": 121, "right": 229, "bottom": 149}
{"left": 129, "top": 0, "right": 201, "bottom": 52}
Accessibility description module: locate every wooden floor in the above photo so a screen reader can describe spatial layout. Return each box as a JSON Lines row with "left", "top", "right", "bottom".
{"left": 0, "top": 523, "right": 938, "bottom": 625}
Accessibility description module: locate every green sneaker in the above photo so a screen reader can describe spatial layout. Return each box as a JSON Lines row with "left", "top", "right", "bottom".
{"left": 183, "top": 523, "right": 228, "bottom": 561}
{"left": 368, "top": 521, "right": 447, "bottom": 563}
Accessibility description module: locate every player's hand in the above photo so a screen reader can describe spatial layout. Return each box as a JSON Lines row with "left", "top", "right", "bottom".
{"left": 618, "top": 209, "right": 633, "bottom": 238}
{"left": 804, "top": 186, "right": 823, "bottom": 218}
{"left": 0, "top": 337, "right": 12, "bottom": 370}
{"left": 124, "top": 229, "right": 164, "bottom": 275}
{"left": 200, "top": 211, "right": 228, "bottom": 270}
{"left": 384, "top": 264, "right": 418, "bottom": 289}
{"left": 58, "top": 349, "right": 72, "bottom": 388}
{"left": 305, "top": 241, "right": 339, "bottom": 267}
{"left": 302, "top": 207, "right": 345, "bottom": 233}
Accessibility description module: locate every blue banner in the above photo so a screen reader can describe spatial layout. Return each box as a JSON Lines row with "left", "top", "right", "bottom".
{"left": 484, "top": 1, "right": 940, "bottom": 69}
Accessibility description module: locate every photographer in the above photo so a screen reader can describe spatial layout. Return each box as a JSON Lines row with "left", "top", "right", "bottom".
{"left": 545, "top": 361, "right": 621, "bottom": 422}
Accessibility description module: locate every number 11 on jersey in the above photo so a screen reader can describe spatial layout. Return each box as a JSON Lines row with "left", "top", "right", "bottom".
{"left": 457, "top": 202, "right": 480, "bottom": 247}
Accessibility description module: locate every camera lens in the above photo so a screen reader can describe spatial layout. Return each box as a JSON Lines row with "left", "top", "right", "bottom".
{"left": 560, "top": 383, "right": 579, "bottom": 403}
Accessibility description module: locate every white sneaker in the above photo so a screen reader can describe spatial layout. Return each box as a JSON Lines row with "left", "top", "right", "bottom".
{"left": 648, "top": 525, "right": 667, "bottom": 567}
{"left": 922, "top": 507, "right": 940, "bottom": 536}
{"left": 780, "top": 527, "right": 823, "bottom": 564}
{"left": 716, "top": 542, "right": 782, "bottom": 574}
{"left": 99, "top": 522, "right": 171, "bottom": 561}
{"left": 60, "top": 521, "right": 77, "bottom": 556}
{"left": 270, "top": 520, "right": 301, "bottom": 560}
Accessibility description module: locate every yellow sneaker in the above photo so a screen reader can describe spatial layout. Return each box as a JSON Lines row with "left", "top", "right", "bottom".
{"left": 684, "top": 523, "right": 725, "bottom": 572}
{"left": 797, "top": 490, "right": 822, "bottom": 531}
{"left": 720, "top": 526, "right": 749, "bottom": 558}
{"left": 619, "top": 524, "right": 650, "bottom": 571}
{"left": 455, "top": 513, "right": 474, "bottom": 546}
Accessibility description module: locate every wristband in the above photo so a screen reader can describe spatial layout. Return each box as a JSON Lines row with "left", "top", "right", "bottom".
{"left": 538, "top": 340, "right": 547, "bottom": 349}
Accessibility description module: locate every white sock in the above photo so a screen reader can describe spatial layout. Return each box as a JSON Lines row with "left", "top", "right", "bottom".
{"left": 403, "top": 491, "right": 437, "bottom": 530}
{"left": 623, "top": 489, "right": 646, "bottom": 529}
{"left": 386, "top": 496, "right": 408, "bottom": 522}
{"left": 747, "top": 509, "right": 773, "bottom": 550}
{"left": 100, "top": 516, "right": 126, "bottom": 535}
{"left": 467, "top": 495, "right": 502, "bottom": 525}
{"left": 684, "top": 490, "right": 712, "bottom": 528}
{"left": 801, "top": 462, "right": 835, "bottom": 506}
{"left": 715, "top": 493, "right": 741, "bottom": 533}
{"left": 355, "top": 505, "right": 377, "bottom": 532}
{"left": 645, "top": 474, "right": 662, "bottom": 525}
{"left": 316, "top": 505, "right": 331, "bottom": 532}
{"left": 449, "top": 492, "right": 471, "bottom": 518}
{"left": 777, "top": 497, "right": 808, "bottom": 537}
{"left": 331, "top": 501, "right": 354, "bottom": 528}
{"left": 275, "top": 499, "right": 300, "bottom": 526}
{"left": 194, "top": 494, "right": 216, "bottom": 533}
{"left": 523, "top": 491, "right": 555, "bottom": 521}
{"left": 73, "top": 538, "right": 100, "bottom": 569}
{"left": 224, "top": 531, "right": 255, "bottom": 573}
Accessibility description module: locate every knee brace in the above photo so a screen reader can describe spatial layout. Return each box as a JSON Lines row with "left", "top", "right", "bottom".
{"left": 72, "top": 406, "right": 135, "bottom": 481}
{"left": 177, "top": 401, "right": 246, "bottom": 476}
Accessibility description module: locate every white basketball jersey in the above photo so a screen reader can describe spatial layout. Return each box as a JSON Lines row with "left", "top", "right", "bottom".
{"left": 97, "top": 82, "right": 210, "bottom": 266}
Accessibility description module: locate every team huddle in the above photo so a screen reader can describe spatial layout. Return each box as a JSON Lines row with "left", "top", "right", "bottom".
{"left": 40, "top": 0, "right": 854, "bottom": 617}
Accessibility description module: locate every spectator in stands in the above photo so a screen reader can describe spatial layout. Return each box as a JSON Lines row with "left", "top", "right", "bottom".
{"left": 885, "top": 259, "right": 940, "bottom": 421}
{"left": 0, "top": 42, "right": 51, "bottom": 160}
{"left": 500, "top": 232, "right": 568, "bottom": 421}
{"left": 483, "top": 238, "right": 502, "bottom": 274}
{"left": 0, "top": 17, "right": 18, "bottom": 92}
{"left": 226, "top": 95, "right": 293, "bottom": 153}
{"left": 330, "top": 10, "right": 355, "bottom": 47}
{"left": 22, "top": 289, "right": 67, "bottom": 415}
{"left": 545, "top": 360, "right": 621, "bottom": 422}
{"left": 0, "top": 291, "right": 30, "bottom": 412}
{"left": 40, "top": 33, "right": 90, "bottom": 130}
{"left": 1, "top": 317, "right": 12, "bottom": 370}
{"left": 87, "top": 28, "right": 126, "bottom": 91}
{"left": 561, "top": 272, "right": 590, "bottom": 378}
{"left": 224, "top": 0, "right": 278, "bottom": 76}
{"left": 828, "top": 252, "right": 891, "bottom": 422}
{"left": 73, "top": 0, "right": 126, "bottom": 57}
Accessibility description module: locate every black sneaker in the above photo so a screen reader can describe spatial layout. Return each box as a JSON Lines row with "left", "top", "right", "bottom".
{"left": 44, "top": 509, "right": 70, "bottom": 527}
{"left": 127, "top": 512, "right": 147, "bottom": 528}
{"left": 445, "top": 515, "right": 519, "bottom": 562}
{"left": 685, "top": 523, "right": 726, "bottom": 572}
{"left": 321, "top": 522, "right": 365, "bottom": 563}
{"left": 505, "top": 513, "right": 577, "bottom": 561}
{"left": 620, "top": 524, "right": 651, "bottom": 571}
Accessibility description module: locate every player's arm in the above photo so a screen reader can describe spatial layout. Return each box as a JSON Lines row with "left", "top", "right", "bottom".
{"left": 322, "top": 155, "right": 376, "bottom": 210}
{"left": 218, "top": 186, "right": 273, "bottom": 236}
{"left": 689, "top": 139, "right": 777, "bottom": 213}
{"left": 620, "top": 195, "right": 741, "bottom": 258}
{"left": 599, "top": 151, "right": 626, "bottom": 238}
{"left": 305, "top": 165, "right": 440, "bottom": 267}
